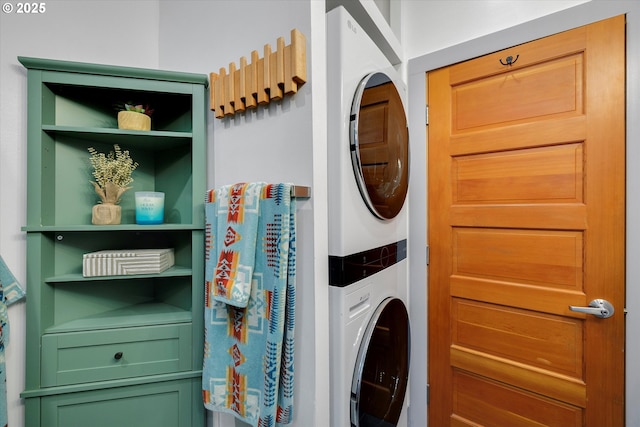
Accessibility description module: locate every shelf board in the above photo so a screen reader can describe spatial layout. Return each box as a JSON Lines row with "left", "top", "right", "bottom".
{"left": 45, "top": 302, "right": 192, "bottom": 334}
{"left": 43, "top": 125, "right": 192, "bottom": 148}
{"left": 45, "top": 266, "right": 193, "bottom": 283}
{"left": 22, "top": 224, "right": 203, "bottom": 232}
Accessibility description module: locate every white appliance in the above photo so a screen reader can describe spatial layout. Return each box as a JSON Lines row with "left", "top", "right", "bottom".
{"left": 327, "top": 6, "right": 410, "bottom": 427}
{"left": 326, "top": 6, "right": 409, "bottom": 258}
{"left": 329, "top": 256, "right": 410, "bottom": 427}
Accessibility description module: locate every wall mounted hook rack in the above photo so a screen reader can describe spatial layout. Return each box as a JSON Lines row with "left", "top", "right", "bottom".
{"left": 210, "top": 29, "right": 307, "bottom": 118}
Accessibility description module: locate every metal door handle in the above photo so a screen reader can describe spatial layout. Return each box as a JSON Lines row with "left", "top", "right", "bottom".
{"left": 569, "top": 299, "right": 615, "bottom": 319}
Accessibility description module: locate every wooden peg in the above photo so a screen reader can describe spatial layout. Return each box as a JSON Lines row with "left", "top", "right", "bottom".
{"left": 276, "top": 36, "right": 285, "bottom": 88}
{"left": 256, "top": 57, "right": 268, "bottom": 105}
{"left": 246, "top": 50, "right": 259, "bottom": 108}
{"left": 209, "top": 72, "right": 218, "bottom": 110}
{"left": 238, "top": 56, "right": 247, "bottom": 108}
{"left": 244, "top": 64, "right": 257, "bottom": 108}
{"left": 269, "top": 51, "right": 283, "bottom": 100}
{"left": 263, "top": 44, "right": 272, "bottom": 96}
{"left": 232, "top": 62, "right": 244, "bottom": 112}
{"left": 215, "top": 67, "right": 226, "bottom": 118}
{"left": 224, "top": 65, "right": 234, "bottom": 116}
{"left": 283, "top": 45, "right": 296, "bottom": 95}
{"left": 250, "top": 51, "right": 259, "bottom": 94}
{"left": 227, "top": 62, "right": 236, "bottom": 107}
{"left": 291, "top": 28, "right": 307, "bottom": 85}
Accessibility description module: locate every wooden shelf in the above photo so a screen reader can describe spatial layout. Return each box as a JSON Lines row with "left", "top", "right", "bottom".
{"left": 42, "top": 125, "right": 193, "bottom": 148}
{"left": 22, "top": 224, "right": 203, "bottom": 232}
{"left": 44, "top": 302, "right": 192, "bottom": 334}
{"left": 45, "top": 266, "right": 193, "bottom": 283}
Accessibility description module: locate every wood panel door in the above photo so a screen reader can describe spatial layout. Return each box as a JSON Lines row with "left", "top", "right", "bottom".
{"left": 427, "top": 15, "right": 625, "bottom": 427}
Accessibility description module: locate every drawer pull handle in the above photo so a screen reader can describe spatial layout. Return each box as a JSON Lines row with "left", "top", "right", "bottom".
{"left": 114, "top": 352, "right": 123, "bottom": 360}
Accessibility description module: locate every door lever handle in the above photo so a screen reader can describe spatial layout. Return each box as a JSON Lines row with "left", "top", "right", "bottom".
{"left": 569, "top": 299, "right": 615, "bottom": 319}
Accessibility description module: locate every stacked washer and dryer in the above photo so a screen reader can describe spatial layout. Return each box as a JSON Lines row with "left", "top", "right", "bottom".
{"left": 327, "top": 7, "right": 411, "bottom": 427}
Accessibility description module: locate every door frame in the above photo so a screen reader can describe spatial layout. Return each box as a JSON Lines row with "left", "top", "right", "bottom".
{"left": 406, "top": 2, "right": 640, "bottom": 426}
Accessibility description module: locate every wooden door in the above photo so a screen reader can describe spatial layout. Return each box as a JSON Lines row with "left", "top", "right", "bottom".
{"left": 428, "top": 15, "right": 625, "bottom": 426}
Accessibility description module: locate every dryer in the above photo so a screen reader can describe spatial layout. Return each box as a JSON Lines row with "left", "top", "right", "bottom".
{"left": 327, "top": 6, "right": 410, "bottom": 427}
{"left": 326, "top": 6, "right": 409, "bottom": 258}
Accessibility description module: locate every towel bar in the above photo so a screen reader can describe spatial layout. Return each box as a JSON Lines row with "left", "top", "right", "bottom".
{"left": 208, "top": 185, "right": 310, "bottom": 199}
{"left": 291, "top": 185, "right": 311, "bottom": 198}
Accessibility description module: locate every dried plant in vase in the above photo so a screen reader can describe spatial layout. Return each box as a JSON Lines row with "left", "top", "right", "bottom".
{"left": 88, "top": 144, "right": 139, "bottom": 225}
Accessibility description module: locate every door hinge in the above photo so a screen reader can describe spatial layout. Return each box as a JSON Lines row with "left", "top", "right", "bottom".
{"left": 426, "top": 246, "right": 430, "bottom": 266}
{"left": 427, "top": 384, "right": 430, "bottom": 405}
{"left": 425, "top": 105, "right": 429, "bottom": 125}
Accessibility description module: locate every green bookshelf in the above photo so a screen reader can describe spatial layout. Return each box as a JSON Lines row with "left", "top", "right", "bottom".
{"left": 19, "top": 56, "right": 207, "bottom": 427}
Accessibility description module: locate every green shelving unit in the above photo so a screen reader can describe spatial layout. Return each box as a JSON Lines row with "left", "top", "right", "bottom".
{"left": 19, "top": 56, "right": 207, "bottom": 427}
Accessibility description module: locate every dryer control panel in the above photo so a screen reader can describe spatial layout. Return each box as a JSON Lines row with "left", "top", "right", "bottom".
{"left": 328, "top": 239, "right": 407, "bottom": 287}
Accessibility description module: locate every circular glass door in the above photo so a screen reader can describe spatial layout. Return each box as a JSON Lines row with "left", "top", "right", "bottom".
{"left": 351, "top": 297, "right": 410, "bottom": 427}
{"left": 350, "top": 72, "right": 409, "bottom": 220}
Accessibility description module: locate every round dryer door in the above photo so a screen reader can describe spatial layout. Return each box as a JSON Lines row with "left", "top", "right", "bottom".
{"left": 350, "top": 72, "right": 409, "bottom": 220}
{"left": 351, "top": 297, "right": 410, "bottom": 427}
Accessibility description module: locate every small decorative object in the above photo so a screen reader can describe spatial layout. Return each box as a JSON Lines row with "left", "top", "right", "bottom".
{"left": 82, "top": 248, "right": 175, "bottom": 277}
{"left": 135, "top": 191, "right": 165, "bottom": 225}
{"left": 88, "top": 144, "right": 139, "bottom": 225}
{"left": 117, "top": 103, "right": 154, "bottom": 131}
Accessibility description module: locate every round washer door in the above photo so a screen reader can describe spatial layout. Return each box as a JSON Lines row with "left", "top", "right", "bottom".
{"left": 350, "top": 72, "right": 409, "bottom": 220}
{"left": 351, "top": 297, "right": 410, "bottom": 427}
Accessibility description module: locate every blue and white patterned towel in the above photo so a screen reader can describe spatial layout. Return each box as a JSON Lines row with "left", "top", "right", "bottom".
{"left": 210, "top": 183, "right": 264, "bottom": 308}
{"left": 203, "top": 183, "right": 296, "bottom": 427}
{"left": 0, "top": 255, "right": 26, "bottom": 427}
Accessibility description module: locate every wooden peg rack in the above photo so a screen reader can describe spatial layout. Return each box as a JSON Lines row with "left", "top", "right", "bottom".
{"left": 210, "top": 29, "right": 307, "bottom": 118}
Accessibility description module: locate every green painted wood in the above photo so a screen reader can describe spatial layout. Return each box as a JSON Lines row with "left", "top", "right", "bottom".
{"left": 45, "top": 266, "right": 193, "bottom": 283}
{"left": 22, "top": 224, "right": 204, "bottom": 232}
{"left": 20, "top": 57, "right": 207, "bottom": 426}
{"left": 190, "top": 230, "right": 206, "bottom": 368}
{"left": 23, "top": 396, "right": 40, "bottom": 427}
{"left": 42, "top": 125, "right": 193, "bottom": 146}
{"left": 21, "top": 371, "right": 202, "bottom": 398}
{"left": 45, "top": 302, "right": 192, "bottom": 333}
{"left": 42, "top": 324, "right": 192, "bottom": 386}
{"left": 24, "top": 233, "right": 46, "bottom": 390}
{"left": 40, "top": 379, "right": 195, "bottom": 427}
{"left": 25, "top": 69, "right": 45, "bottom": 227}
{"left": 18, "top": 56, "right": 209, "bottom": 86}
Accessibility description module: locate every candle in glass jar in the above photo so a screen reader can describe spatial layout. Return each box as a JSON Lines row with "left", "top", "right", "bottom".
{"left": 135, "top": 192, "right": 165, "bottom": 224}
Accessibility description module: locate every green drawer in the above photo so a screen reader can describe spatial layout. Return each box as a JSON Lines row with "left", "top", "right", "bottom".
{"left": 41, "top": 324, "right": 192, "bottom": 386}
{"left": 40, "top": 378, "right": 197, "bottom": 427}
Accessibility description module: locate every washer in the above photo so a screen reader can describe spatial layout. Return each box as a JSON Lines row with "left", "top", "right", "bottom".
{"left": 329, "top": 249, "right": 410, "bottom": 427}
{"left": 327, "top": 6, "right": 410, "bottom": 427}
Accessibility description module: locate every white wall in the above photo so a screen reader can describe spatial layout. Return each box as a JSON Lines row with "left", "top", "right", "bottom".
{"left": 157, "top": 1, "right": 329, "bottom": 426}
{"left": 0, "top": 2, "right": 160, "bottom": 426}
{"left": 401, "top": 0, "right": 590, "bottom": 59}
